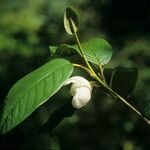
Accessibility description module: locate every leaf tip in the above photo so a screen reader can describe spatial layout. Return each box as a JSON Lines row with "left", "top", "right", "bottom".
{"left": 64, "top": 6, "right": 79, "bottom": 35}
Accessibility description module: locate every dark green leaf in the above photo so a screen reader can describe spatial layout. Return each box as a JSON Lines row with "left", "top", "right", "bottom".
{"left": 0, "top": 59, "right": 74, "bottom": 135}
{"left": 142, "top": 101, "right": 150, "bottom": 118}
{"left": 49, "top": 44, "right": 76, "bottom": 57}
{"left": 64, "top": 7, "right": 79, "bottom": 35}
{"left": 104, "top": 67, "right": 138, "bottom": 98}
{"left": 40, "top": 100, "right": 75, "bottom": 132}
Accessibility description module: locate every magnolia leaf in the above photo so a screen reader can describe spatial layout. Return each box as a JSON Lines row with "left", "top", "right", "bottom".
{"left": 49, "top": 46, "right": 57, "bottom": 56}
{"left": 81, "top": 38, "right": 113, "bottom": 65}
{"left": 40, "top": 100, "right": 75, "bottom": 132}
{"left": 142, "top": 101, "right": 150, "bottom": 119}
{"left": 49, "top": 38, "right": 112, "bottom": 65}
{"left": 49, "top": 44, "right": 76, "bottom": 57}
{"left": 64, "top": 7, "right": 79, "bottom": 35}
{"left": 62, "top": 38, "right": 113, "bottom": 65}
{"left": 104, "top": 67, "right": 138, "bottom": 98}
{"left": 0, "top": 59, "right": 74, "bottom": 135}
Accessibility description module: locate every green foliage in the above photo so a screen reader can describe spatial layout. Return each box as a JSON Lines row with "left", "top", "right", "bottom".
{"left": 0, "top": 4, "right": 141, "bottom": 137}
{"left": 104, "top": 67, "right": 138, "bottom": 98}
{"left": 0, "top": 59, "right": 73, "bottom": 134}
{"left": 64, "top": 7, "right": 79, "bottom": 35}
{"left": 49, "top": 44, "right": 76, "bottom": 57}
{"left": 0, "top": 2, "right": 150, "bottom": 149}
{"left": 41, "top": 100, "right": 75, "bottom": 132}
{"left": 143, "top": 101, "right": 150, "bottom": 118}
{"left": 76, "top": 38, "right": 113, "bottom": 65}
{"left": 50, "top": 38, "right": 113, "bottom": 65}
{"left": 0, "top": 0, "right": 45, "bottom": 56}
{"left": 49, "top": 46, "right": 58, "bottom": 56}
{"left": 0, "top": 0, "right": 83, "bottom": 56}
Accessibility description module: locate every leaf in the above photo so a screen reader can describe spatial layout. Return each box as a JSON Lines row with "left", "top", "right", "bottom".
{"left": 40, "top": 100, "right": 75, "bottom": 132}
{"left": 64, "top": 7, "right": 79, "bottom": 35}
{"left": 49, "top": 46, "right": 57, "bottom": 56}
{"left": 0, "top": 59, "right": 74, "bottom": 135}
{"left": 49, "top": 44, "right": 76, "bottom": 57}
{"left": 64, "top": 38, "right": 113, "bottom": 65}
{"left": 104, "top": 67, "right": 138, "bottom": 98}
{"left": 49, "top": 38, "right": 112, "bottom": 65}
{"left": 81, "top": 38, "right": 113, "bottom": 65}
{"left": 142, "top": 100, "right": 150, "bottom": 118}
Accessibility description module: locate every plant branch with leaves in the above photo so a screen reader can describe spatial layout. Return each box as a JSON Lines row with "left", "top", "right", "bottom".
{"left": 0, "top": 6, "right": 149, "bottom": 135}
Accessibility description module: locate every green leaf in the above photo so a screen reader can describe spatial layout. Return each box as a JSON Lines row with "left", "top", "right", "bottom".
{"left": 142, "top": 101, "right": 150, "bottom": 118}
{"left": 40, "top": 100, "right": 75, "bottom": 132}
{"left": 49, "top": 38, "right": 112, "bottom": 65}
{"left": 49, "top": 44, "right": 76, "bottom": 57}
{"left": 104, "top": 67, "right": 138, "bottom": 98}
{"left": 56, "top": 44, "right": 76, "bottom": 56}
{"left": 81, "top": 38, "right": 113, "bottom": 65}
{"left": 0, "top": 59, "right": 74, "bottom": 135}
{"left": 64, "top": 38, "right": 113, "bottom": 65}
{"left": 64, "top": 7, "right": 79, "bottom": 35}
{"left": 49, "top": 46, "right": 57, "bottom": 56}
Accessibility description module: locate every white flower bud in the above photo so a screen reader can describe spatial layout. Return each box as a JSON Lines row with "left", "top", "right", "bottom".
{"left": 64, "top": 76, "right": 92, "bottom": 109}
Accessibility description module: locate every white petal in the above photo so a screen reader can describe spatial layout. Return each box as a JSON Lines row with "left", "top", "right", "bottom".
{"left": 64, "top": 76, "right": 88, "bottom": 84}
{"left": 70, "top": 83, "right": 80, "bottom": 96}
{"left": 64, "top": 76, "right": 93, "bottom": 109}
{"left": 72, "top": 87, "right": 92, "bottom": 109}
{"left": 72, "top": 95, "right": 83, "bottom": 109}
{"left": 76, "top": 87, "right": 91, "bottom": 105}
{"left": 64, "top": 76, "right": 92, "bottom": 90}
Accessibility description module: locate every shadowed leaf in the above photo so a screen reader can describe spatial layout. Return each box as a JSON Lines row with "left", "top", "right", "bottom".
{"left": 104, "top": 67, "right": 138, "bottom": 98}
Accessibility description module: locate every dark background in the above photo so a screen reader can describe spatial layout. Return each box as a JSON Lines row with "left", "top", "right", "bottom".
{"left": 0, "top": 0, "right": 150, "bottom": 149}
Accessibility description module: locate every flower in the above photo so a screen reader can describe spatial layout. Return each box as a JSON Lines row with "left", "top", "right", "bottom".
{"left": 64, "top": 76, "right": 93, "bottom": 109}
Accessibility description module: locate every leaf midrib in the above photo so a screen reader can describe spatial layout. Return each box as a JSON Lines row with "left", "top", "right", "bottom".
{"left": 0, "top": 62, "right": 70, "bottom": 130}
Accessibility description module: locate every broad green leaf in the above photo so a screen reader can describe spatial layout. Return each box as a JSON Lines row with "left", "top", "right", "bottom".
{"left": 64, "top": 7, "right": 79, "bottom": 35}
{"left": 81, "top": 38, "right": 113, "bottom": 65}
{"left": 63, "top": 38, "right": 113, "bottom": 65}
{"left": 104, "top": 67, "right": 138, "bottom": 98}
{"left": 49, "top": 38, "right": 112, "bottom": 65}
{"left": 0, "top": 59, "right": 74, "bottom": 135}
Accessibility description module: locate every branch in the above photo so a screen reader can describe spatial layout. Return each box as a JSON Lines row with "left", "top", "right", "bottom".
{"left": 73, "top": 63, "right": 92, "bottom": 75}
{"left": 106, "top": 85, "right": 150, "bottom": 125}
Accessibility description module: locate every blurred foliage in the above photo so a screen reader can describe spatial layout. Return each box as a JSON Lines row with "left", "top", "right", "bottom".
{"left": 0, "top": 0, "right": 150, "bottom": 149}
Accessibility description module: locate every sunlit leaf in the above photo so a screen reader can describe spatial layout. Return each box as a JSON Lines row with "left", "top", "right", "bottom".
{"left": 63, "top": 38, "right": 113, "bottom": 65}
{"left": 0, "top": 59, "right": 74, "bottom": 135}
